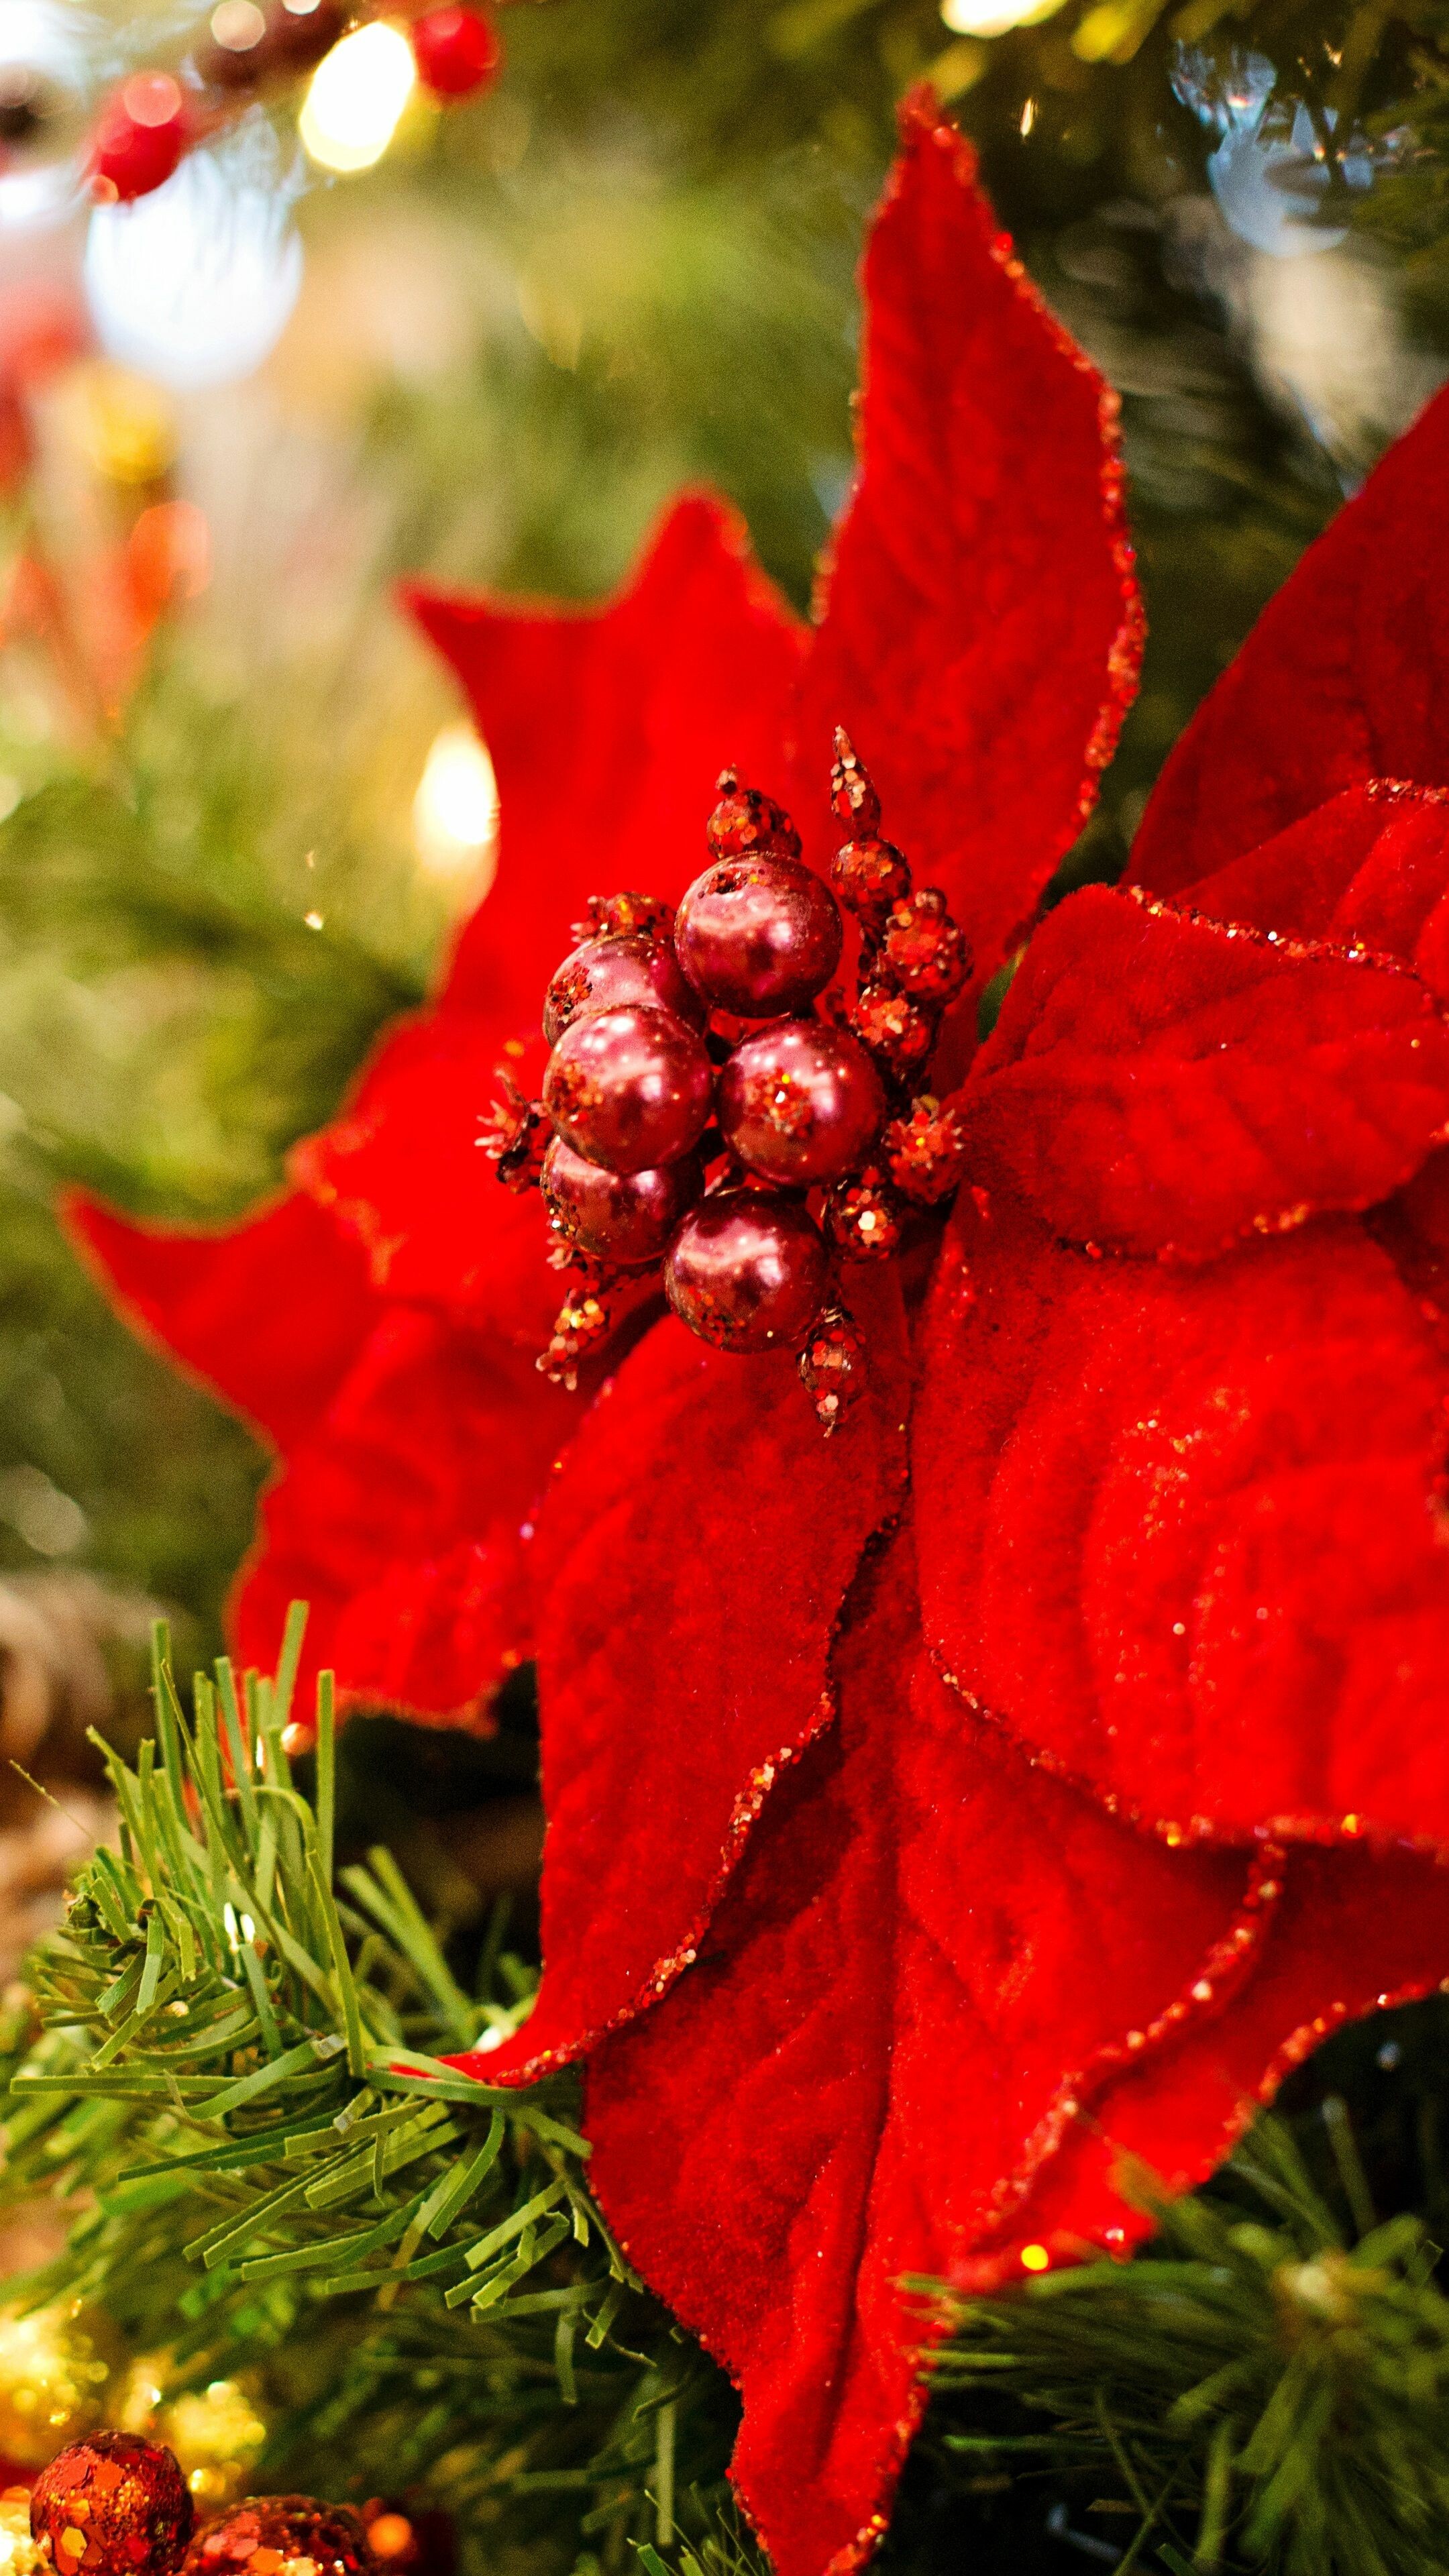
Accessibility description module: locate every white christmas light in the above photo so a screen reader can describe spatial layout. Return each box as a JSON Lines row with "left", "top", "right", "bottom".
{"left": 939, "top": 0, "right": 1065, "bottom": 38}
{"left": 413, "top": 720, "right": 499, "bottom": 885}
{"left": 300, "top": 21, "right": 415, "bottom": 174}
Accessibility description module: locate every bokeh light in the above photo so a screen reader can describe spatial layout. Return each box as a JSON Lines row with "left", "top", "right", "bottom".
{"left": 85, "top": 139, "right": 303, "bottom": 391}
{"left": 300, "top": 21, "right": 417, "bottom": 174}
{"left": 413, "top": 720, "right": 499, "bottom": 886}
{"left": 939, "top": 0, "right": 1065, "bottom": 38}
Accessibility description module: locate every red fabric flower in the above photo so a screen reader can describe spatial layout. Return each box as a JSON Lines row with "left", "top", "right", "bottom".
{"left": 68, "top": 93, "right": 1449, "bottom": 2576}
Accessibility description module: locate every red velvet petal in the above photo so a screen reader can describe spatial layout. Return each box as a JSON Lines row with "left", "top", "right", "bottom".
{"left": 912, "top": 1179, "right": 1449, "bottom": 1850}
{"left": 1175, "top": 781, "right": 1449, "bottom": 1004}
{"left": 965, "top": 881, "right": 1449, "bottom": 1258}
{"left": 407, "top": 494, "right": 806, "bottom": 1028}
{"left": 230, "top": 1304, "right": 578, "bottom": 1723}
{"left": 583, "top": 1548, "right": 1255, "bottom": 2576}
{"left": 62, "top": 1187, "right": 377, "bottom": 1452}
{"left": 1131, "top": 384, "right": 1449, "bottom": 895}
{"left": 290, "top": 1018, "right": 559, "bottom": 1341}
{"left": 961, "top": 1837, "right": 1449, "bottom": 2287}
{"left": 453, "top": 1277, "right": 911, "bottom": 2086}
{"left": 793, "top": 93, "right": 1142, "bottom": 1004}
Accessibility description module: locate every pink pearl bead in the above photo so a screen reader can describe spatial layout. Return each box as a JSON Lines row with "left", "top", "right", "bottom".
{"left": 543, "top": 1004, "right": 714, "bottom": 1175}
{"left": 543, "top": 933, "right": 704, "bottom": 1046}
{"left": 675, "top": 857, "right": 843, "bottom": 1017}
{"left": 663, "top": 1190, "right": 828, "bottom": 1354}
{"left": 541, "top": 1134, "right": 702, "bottom": 1267}
{"left": 718, "top": 1020, "right": 883, "bottom": 1186}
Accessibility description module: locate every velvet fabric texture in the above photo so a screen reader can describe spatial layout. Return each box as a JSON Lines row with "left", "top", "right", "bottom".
{"left": 68, "top": 95, "right": 1449, "bottom": 2576}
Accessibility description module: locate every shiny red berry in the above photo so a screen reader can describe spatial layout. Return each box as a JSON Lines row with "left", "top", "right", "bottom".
{"left": 90, "top": 74, "right": 189, "bottom": 201}
{"left": 676, "top": 857, "right": 842, "bottom": 1017}
{"left": 851, "top": 980, "right": 936, "bottom": 1083}
{"left": 541, "top": 1133, "right": 702, "bottom": 1267}
{"left": 411, "top": 5, "right": 500, "bottom": 96}
{"left": 706, "top": 769, "right": 802, "bottom": 862}
{"left": 823, "top": 1169, "right": 906, "bottom": 1262}
{"left": 543, "top": 1004, "right": 713, "bottom": 1175}
{"left": 718, "top": 1021, "right": 883, "bottom": 1187}
{"left": 543, "top": 932, "right": 704, "bottom": 1046}
{"left": 879, "top": 888, "right": 971, "bottom": 1005}
{"left": 831, "top": 837, "right": 911, "bottom": 930}
{"left": 664, "top": 1191, "right": 828, "bottom": 1354}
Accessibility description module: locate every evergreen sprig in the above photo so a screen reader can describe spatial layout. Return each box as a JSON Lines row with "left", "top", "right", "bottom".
{"left": 0, "top": 1617, "right": 736, "bottom": 2570}
{"left": 917, "top": 2120, "right": 1449, "bottom": 2575}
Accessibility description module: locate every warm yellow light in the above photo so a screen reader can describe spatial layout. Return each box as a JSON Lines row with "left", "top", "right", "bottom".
{"left": 1020, "top": 2243, "right": 1051, "bottom": 2272}
{"left": 413, "top": 720, "right": 500, "bottom": 885}
{"left": 299, "top": 20, "right": 415, "bottom": 174}
{"left": 940, "top": 0, "right": 1065, "bottom": 35}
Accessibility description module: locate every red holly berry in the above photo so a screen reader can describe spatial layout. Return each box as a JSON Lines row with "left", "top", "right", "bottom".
{"left": 541, "top": 1133, "right": 702, "bottom": 1267}
{"left": 663, "top": 1191, "right": 828, "bottom": 1354}
{"left": 89, "top": 74, "right": 189, "bottom": 203}
{"left": 883, "top": 1095, "right": 967, "bottom": 1205}
{"left": 830, "top": 837, "right": 911, "bottom": 930}
{"left": 180, "top": 2500, "right": 368, "bottom": 2576}
{"left": 878, "top": 888, "right": 971, "bottom": 1005}
{"left": 676, "top": 857, "right": 842, "bottom": 1018}
{"left": 850, "top": 980, "right": 936, "bottom": 1083}
{"left": 705, "top": 768, "right": 802, "bottom": 861}
{"left": 718, "top": 1022, "right": 883, "bottom": 1187}
{"left": 828, "top": 729, "right": 881, "bottom": 835}
{"left": 798, "top": 1302, "right": 867, "bottom": 1436}
{"left": 411, "top": 5, "right": 500, "bottom": 97}
{"left": 32, "top": 2434, "right": 193, "bottom": 2576}
{"left": 822, "top": 1168, "right": 905, "bottom": 1262}
{"left": 543, "top": 932, "right": 703, "bottom": 1046}
{"left": 543, "top": 1004, "right": 714, "bottom": 1175}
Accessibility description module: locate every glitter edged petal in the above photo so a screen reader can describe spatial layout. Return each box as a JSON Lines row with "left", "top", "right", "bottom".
{"left": 1131, "top": 385, "right": 1449, "bottom": 894}
{"left": 912, "top": 1178, "right": 1449, "bottom": 1851}
{"left": 963, "top": 879, "right": 1449, "bottom": 1259}
{"left": 454, "top": 1279, "right": 911, "bottom": 2087}
{"left": 794, "top": 93, "right": 1142, "bottom": 1009}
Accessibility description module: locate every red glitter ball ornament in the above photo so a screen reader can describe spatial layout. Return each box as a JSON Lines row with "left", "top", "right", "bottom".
{"left": 31, "top": 2432, "right": 193, "bottom": 2576}
{"left": 543, "top": 1004, "right": 714, "bottom": 1175}
{"left": 798, "top": 1303, "right": 867, "bottom": 1436}
{"left": 573, "top": 892, "right": 676, "bottom": 944}
{"left": 180, "top": 2500, "right": 368, "bottom": 2576}
{"left": 705, "top": 769, "right": 802, "bottom": 861}
{"left": 718, "top": 1021, "right": 883, "bottom": 1186}
{"left": 676, "top": 857, "right": 842, "bottom": 1018}
{"left": 89, "top": 75, "right": 189, "bottom": 202}
{"left": 410, "top": 6, "right": 500, "bottom": 97}
{"left": 878, "top": 888, "right": 971, "bottom": 1005}
{"left": 664, "top": 1191, "right": 828, "bottom": 1354}
{"left": 883, "top": 1095, "right": 968, "bottom": 1205}
{"left": 541, "top": 1133, "right": 702, "bottom": 1266}
{"left": 850, "top": 981, "right": 936, "bottom": 1083}
{"left": 538, "top": 1285, "right": 613, "bottom": 1391}
{"left": 543, "top": 932, "right": 703, "bottom": 1046}
{"left": 828, "top": 730, "right": 881, "bottom": 835}
{"left": 822, "top": 1169, "right": 906, "bottom": 1262}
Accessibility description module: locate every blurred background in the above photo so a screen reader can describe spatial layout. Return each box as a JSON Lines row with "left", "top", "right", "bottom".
{"left": 0, "top": 0, "right": 1444, "bottom": 1911}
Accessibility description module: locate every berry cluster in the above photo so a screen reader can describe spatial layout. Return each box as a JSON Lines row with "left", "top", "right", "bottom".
{"left": 487, "top": 738, "right": 969, "bottom": 1432}
{"left": 27, "top": 2432, "right": 390, "bottom": 2576}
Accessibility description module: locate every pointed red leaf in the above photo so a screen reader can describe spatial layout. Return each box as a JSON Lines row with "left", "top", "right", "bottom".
{"left": 408, "top": 494, "right": 806, "bottom": 1028}
{"left": 964, "top": 881, "right": 1449, "bottom": 1258}
{"left": 62, "top": 1187, "right": 376, "bottom": 1452}
{"left": 1131, "top": 384, "right": 1449, "bottom": 894}
{"left": 231, "top": 1304, "right": 578, "bottom": 1723}
{"left": 583, "top": 1546, "right": 1263, "bottom": 2576}
{"left": 912, "top": 1177, "right": 1449, "bottom": 1850}
{"left": 290, "top": 1017, "right": 559, "bottom": 1341}
{"left": 794, "top": 95, "right": 1142, "bottom": 1006}
{"left": 455, "top": 1279, "right": 910, "bottom": 2086}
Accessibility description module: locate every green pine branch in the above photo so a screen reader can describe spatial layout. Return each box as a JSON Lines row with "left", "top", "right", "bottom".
{"left": 0, "top": 1614, "right": 737, "bottom": 2569}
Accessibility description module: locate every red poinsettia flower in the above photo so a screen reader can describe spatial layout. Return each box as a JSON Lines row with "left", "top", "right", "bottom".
{"left": 70, "top": 95, "right": 1449, "bottom": 2576}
